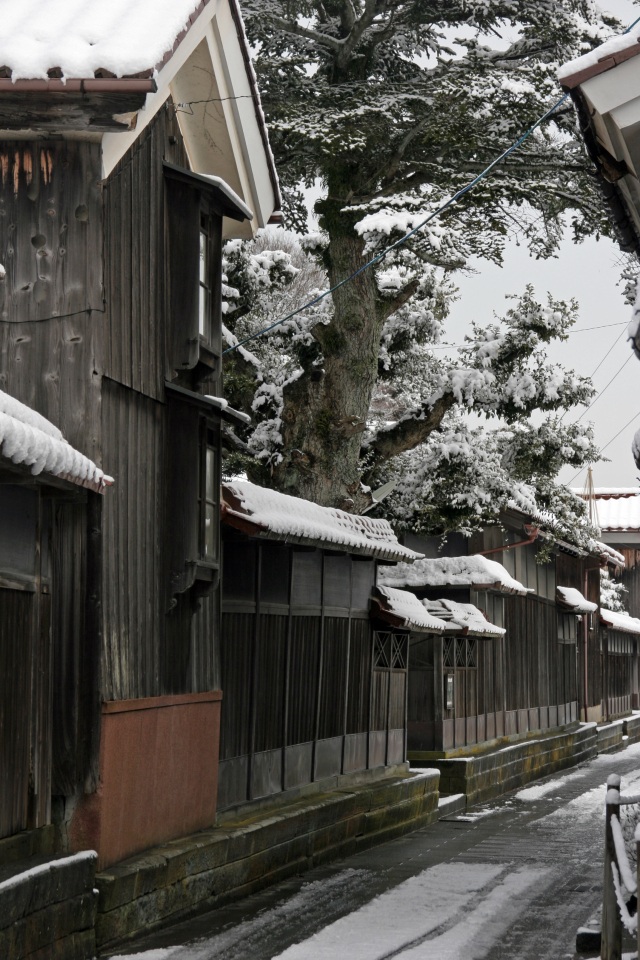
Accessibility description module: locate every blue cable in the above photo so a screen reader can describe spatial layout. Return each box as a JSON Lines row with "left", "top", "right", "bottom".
{"left": 224, "top": 15, "right": 640, "bottom": 356}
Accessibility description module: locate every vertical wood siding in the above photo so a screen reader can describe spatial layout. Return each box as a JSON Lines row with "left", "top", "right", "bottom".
{"left": 101, "top": 378, "right": 164, "bottom": 701}
{"left": 218, "top": 542, "right": 400, "bottom": 810}
{"left": 103, "top": 105, "right": 188, "bottom": 400}
{"left": 0, "top": 589, "right": 33, "bottom": 837}
{"left": 0, "top": 140, "right": 103, "bottom": 461}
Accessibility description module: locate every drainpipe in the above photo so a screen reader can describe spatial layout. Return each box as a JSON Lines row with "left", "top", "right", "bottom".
{"left": 583, "top": 568, "right": 590, "bottom": 723}
{"left": 479, "top": 526, "right": 540, "bottom": 556}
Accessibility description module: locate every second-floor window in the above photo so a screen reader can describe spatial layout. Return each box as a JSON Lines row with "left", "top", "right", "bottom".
{"left": 199, "top": 212, "right": 214, "bottom": 345}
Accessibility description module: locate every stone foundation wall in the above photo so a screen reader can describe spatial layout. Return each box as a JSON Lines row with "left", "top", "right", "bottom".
{"left": 95, "top": 770, "right": 440, "bottom": 951}
{"left": 624, "top": 713, "right": 640, "bottom": 744}
{"left": 420, "top": 724, "right": 598, "bottom": 805}
{"left": 0, "top": 852, "right": 97, "bottom": 960}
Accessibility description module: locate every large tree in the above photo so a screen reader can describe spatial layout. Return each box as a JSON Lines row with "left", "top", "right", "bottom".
{"left": 226, "top": 0, "right": 619, "bottom": 516}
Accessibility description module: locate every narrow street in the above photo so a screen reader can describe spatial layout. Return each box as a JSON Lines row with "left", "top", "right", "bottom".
{"left": 109, "top": 740, "right": 640, "bottom": 960}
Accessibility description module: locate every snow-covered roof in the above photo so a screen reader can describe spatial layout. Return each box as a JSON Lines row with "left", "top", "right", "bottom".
{"left": 0, "top": 1, "right": 207, "bottom": 80}
{"left": 0, "top": 390, "right": 112, "bottom": 493}
{"left": 221, "top": 481, "right": 423, "bottom": 563}
{"left": 590, "top": 490, "right": 640, "bottom": 533}
{"left": 600, "top": 607, "right": 640, "bottom": 636}
{"left": 558, "top": 31, "right": 640, "bottom": 87}
{"left": 373, "top": 586, "right": 454, "bottom": 635}
{"left": 377, "top": 554, "right": 529, "bottom": 596}
{"left": 423, "top": 599, "right": 505, "bottom": 638}
{"left": 556, "top": 586, "right": 597, "bottom": 615}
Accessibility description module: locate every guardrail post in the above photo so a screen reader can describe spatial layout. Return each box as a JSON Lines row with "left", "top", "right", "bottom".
{"left": 603, "top": 774, "right": 622, "bottom": 960}
{"left": 636, "top": 819, "right": 640, "bottom": 960}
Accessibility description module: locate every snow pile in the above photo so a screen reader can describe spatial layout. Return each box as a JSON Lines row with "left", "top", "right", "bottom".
{"left": 423, "top": 598, "right": 505, "bottom": 637}
{"left": 0, "top": 0, "right": 203, "bottom": 79}
{"left": 597, "top": 541, "right": 626, "bottom": 567}
{"left": 0, "top": 389, "right": 112, "bottom": 490}
{"left": 600, "top": 607, "right": 640, "bottom": 636}
{"left": 222, "top": 481, "right": 422, "bottom": 562}
{"left": 556, "top": 586, "right": 597, "bottom": 614}
{"left": 376, "top": 585, "right": 451, "bottom": 633}
{"left": 378, "top": 554, "right": 529, "bottom": 595}
{"left": 558, "top": 30, "right": 640, "bottom": 81}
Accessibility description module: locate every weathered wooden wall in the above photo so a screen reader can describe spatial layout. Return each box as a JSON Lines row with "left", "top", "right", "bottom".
{"left": 0, "top": 140, "right": 103, "bottom": 460}
{"left": 218, "top": 538, "right": 399, "bottom": 811}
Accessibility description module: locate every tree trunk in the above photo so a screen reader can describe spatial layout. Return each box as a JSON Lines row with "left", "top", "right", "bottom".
{"left": 272, "top": 208, "right": 383, "bottom": 510}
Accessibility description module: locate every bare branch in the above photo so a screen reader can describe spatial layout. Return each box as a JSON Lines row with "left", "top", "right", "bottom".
{"left": 269, "top": 15, "right": 343, "bottom": 52}
{"left": 366, "top": 393, "right": 456, "bottom": 464}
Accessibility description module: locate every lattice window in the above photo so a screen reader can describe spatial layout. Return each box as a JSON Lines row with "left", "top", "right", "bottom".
{"left": 443, "top": 637, "right": 454, "bottom": 668}
{"left": 467, "top": 638, "right": 477, "bottom": 668}
{"left": 444, "top": 637, "right": 477, "bottom": 669}
{"left": 374, "top": 631, "right": 392, "bottom": 668}
{"left": 392, "top": 634, "right": 408, "bottom": 669}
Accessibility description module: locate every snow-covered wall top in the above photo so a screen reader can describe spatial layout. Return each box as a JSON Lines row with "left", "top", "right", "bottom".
{"left": 375, "top": 585, "right": 452, "bottom": 634}
{"left": 378, "top": 554, "right": 529, "bottom": 596}
{"left": 423, "top": 598, "right": 505, "bottom": 638}
{"left": 558, "top": 31, "right": 640, "bottom": 84}
{"left": 0, "top": 390, "right": 112, "bottom": 493}
{"left": 0, "top": 0, "right": 205, "bottom": 79}
{"left": 222, "top": 481, "right": 423, "bottom": 563}
{"left": 556, "top": 586, "right": 597, "bottom": 614}
{"left": 600, "top": 607, "right": 640, "bottom": 636}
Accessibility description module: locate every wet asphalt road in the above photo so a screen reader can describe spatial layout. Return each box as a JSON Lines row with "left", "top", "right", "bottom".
{"left": 107, "top": 742, "right": 640, "bottom": 960}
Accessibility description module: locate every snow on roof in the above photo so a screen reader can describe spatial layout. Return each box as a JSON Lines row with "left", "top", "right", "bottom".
{"left": 0, "top": 390, "right": 112, "bottom": 493}
{"left": 377, "top": 554, "right": 529, "bottom": 596}
{"left": 556, "top": 586, "right": 597, "bottom": 615}
{"left": 592, "top": 488, "right": 640, "bottom": 498}
{"left": 423, "top": 599, "right": 505, "bottom": 638}
{"left": 374, "top": 585, "right": 454, "bottom": 634}
{"left": 590, "top": 494, "right": 640, "bottom": 533}
{"left": 0, "top": 0, "right": 206, "bottom": 80}
{"left": 222, "top": 481, "right": 423, "bottom": 563}
{"left": 600, "top": 607, "right": 640, "bottom": 636}
{"left": 558, "top": 31, "right": 640, "bottom": 86}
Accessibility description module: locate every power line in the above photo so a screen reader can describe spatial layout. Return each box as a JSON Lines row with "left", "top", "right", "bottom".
{"left": 568, "top": 409, "right": 640, "bottom": 485}
{"left": 224, "top": 13, "right": 640, "bottom": 356}
{"left": 574, "top": 353, "right": 633, "bottom": 423}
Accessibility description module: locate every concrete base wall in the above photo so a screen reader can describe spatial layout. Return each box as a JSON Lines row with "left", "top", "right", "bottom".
{"left": 624, "top": 713, "right": 640, "bottom": 744}
{"left": 596, "top": 720, "right": 625, "bottom": 754}
{"left": 0, "top": 852, "right": 97, "bottom": 960}
{"left": 69, "top": 692, "right": 222, "bottom": 869}
{"left": 95, "top": 769, "right": 440, "bottom": 951}
{"left": 413, "top": 724, "right": 598, "bottom": 806}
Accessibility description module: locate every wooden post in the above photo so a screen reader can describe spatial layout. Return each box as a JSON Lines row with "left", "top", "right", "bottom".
{"left": 602, "top": 774, "right": 622, "bottom": 960}
{"left": 636, "top": 819, "right": 640, "bottom": 960}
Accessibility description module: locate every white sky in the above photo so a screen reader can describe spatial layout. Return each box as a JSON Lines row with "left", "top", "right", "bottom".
{"left": 449, "top": 0, "right": 640, "bottom": 491}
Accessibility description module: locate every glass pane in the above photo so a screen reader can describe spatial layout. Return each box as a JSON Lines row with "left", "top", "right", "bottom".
{"left": 205, "top": 446, "right": 216, "bottom": 501}
{"left": 199, "top": 229, "right": 207, "bottom": 282}
{"left": 205, "top": 504, "right": 216, "bottom": 559}
{"left": 199, "top": 284, "right": 207, "bottom": 337}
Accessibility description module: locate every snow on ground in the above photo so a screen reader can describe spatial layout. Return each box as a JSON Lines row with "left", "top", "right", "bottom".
{"left": 272, "top": 863, "right": 546, "bottom": 960}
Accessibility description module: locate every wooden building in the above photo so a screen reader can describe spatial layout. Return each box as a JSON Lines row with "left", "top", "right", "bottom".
{"left": 219, "top": 480, "right": 422, "bottom": 811}
{"left": 0, "top": 389, "right": 111, "bottom": 846}
{"left": 0, "top": 1, "right": 280, "bottom": 868}
{"left": 599, "top": 608, "right": 640, "bottom": 719}
{"left": 382, "top": 510, "right": 606, "bottom": 756}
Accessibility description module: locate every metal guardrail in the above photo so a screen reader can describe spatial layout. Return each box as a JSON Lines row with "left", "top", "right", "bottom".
{"left": 602, "top": 774, "right": 640, "bottom": 960}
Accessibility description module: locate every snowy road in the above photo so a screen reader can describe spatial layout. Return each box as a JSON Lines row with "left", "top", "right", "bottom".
{"left": 108, "top": 743, "right": 640, "bottom": 960}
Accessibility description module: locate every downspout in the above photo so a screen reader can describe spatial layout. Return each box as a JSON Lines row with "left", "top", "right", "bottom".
{"left": 479, "top": 526, "right": 539, "bottom": 556}
{"left": 583, "top": 568, "right": 590, "bottom": 723}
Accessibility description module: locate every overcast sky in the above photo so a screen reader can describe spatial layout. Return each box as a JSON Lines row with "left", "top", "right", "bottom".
{"left": 449, "top": 0, "right": 640, "bottom": 492}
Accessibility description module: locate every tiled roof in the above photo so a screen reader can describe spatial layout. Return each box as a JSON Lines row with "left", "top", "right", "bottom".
{"left": 221, "top": 481, "right": 423, "bottom": 563}
{"left": 378, "top": 554, "right": 529, "bottom": 595}
{"left": 0, "top": 0, "right": 206, "bottom": 80}
{"left": 0, "top": 389, "right": 112, "bottom": 493}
